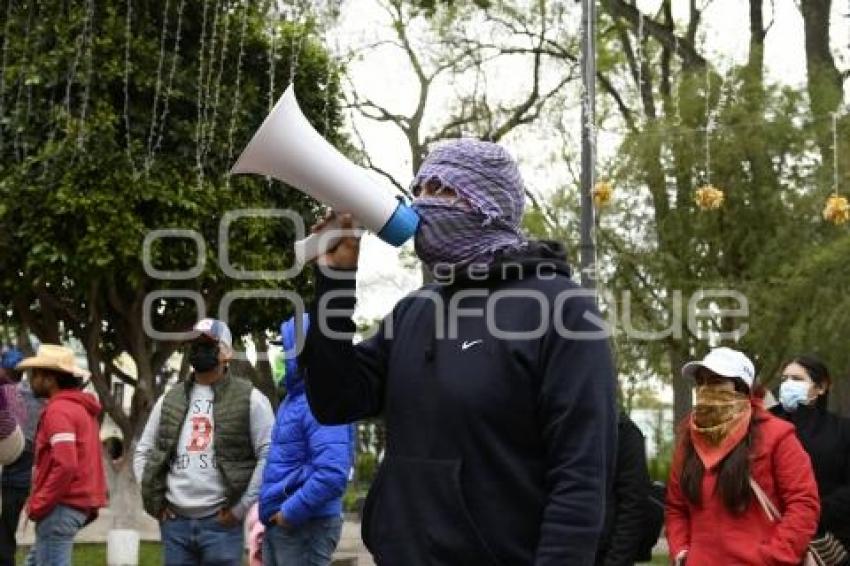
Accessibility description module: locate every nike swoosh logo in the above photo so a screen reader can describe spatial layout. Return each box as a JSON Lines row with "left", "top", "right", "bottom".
{"left": 461, "top": 340, "right": 483, "bottom": 351}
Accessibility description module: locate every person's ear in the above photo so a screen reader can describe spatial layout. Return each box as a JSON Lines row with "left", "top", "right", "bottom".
{"left": 218, "top": 344, "right": 234, "bottom": 363}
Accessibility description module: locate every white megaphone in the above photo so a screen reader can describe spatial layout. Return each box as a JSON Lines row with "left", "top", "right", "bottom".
{"left": 230, "top": 85, "right": 419, "bottom": 265}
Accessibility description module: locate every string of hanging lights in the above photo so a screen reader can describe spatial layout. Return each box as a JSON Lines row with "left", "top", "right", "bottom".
{"left": 823, "top": 112, "right": 848, "bottom": 225}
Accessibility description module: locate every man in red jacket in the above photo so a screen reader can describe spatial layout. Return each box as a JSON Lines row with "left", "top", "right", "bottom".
{"left": 16, "top": 344, "right": 107, "bottom": 566}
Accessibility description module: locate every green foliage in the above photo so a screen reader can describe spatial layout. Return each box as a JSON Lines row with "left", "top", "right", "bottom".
{"left": 354, "top": 450, "right": 379, "bottom": 483}
{"left": 405, "top": 0, "right": 492, "bottom": 16}
{"left": 647, "top": 453, "right": 672, "bottom": 484}
{"left": 342, "top": 482, "right": 370, "bottom": 514}
{"left": 529, "top": 7, "right": 850, "bottom": 416}
{"left": 744, "top": 233, "right": 850, "bottom": 389}
{"left": 0, "top": 0, "right": 347, "bottom": 433}
{"left": 343, "top": 450, "right": 378, "bottom": 513}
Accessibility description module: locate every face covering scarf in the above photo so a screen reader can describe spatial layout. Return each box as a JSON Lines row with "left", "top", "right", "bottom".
{"left": 411, "top": 139, "right": 527, "bottom": 269}
{"left": 689, "top": 386, "right": 752, "bottom": 470}
{"left": 412, "top": 197, "right": 524, "bottom": 269}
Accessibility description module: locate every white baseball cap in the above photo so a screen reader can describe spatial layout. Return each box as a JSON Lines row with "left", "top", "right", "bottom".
{"left": 681, "top": 347, "right": 756, "bottom": 388}
{"left": 192, "top": 318, "right": 233, "bottom": 349}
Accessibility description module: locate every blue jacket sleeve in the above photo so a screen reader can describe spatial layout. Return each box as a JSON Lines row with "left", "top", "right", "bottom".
{"left": 280, "top": 408, "right": 352, "bottom": 526}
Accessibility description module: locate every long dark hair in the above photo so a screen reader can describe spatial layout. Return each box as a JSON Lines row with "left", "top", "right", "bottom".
{"left": 782, "top": 354, "right": 830, "bottom": 411}
{"left": 681, "top": 378, "right": 757, "bottom": 514}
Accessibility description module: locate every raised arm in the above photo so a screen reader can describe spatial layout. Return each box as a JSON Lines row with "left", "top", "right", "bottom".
{"left": 303, "top": 268, "right": 396, "bottom": 424}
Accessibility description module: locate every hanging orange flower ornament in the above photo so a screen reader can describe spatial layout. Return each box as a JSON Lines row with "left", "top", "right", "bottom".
{"left": 593, "top": 180, "right": 614, "bottom": 208}
{"left": 823, "top": 193, "right": 850, "bottom": 225}
{"left": 695, "top": 185, "right": 725, "bottom": 210}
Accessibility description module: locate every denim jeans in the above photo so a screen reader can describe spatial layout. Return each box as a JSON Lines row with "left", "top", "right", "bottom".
{"left": 160, "top": 514, "right": 244, "bottom": 566}
{"left": 262, "top": 515, "right": 343, "bottom": 566}
{"left": 24, "top": 504, "right": 87, "bottom": 566}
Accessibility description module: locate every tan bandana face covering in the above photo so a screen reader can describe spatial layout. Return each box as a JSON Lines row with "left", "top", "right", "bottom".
{"left": 690, "top": 386, "right": 753, "bottom": 469}
{"left": 692, "top": 386, "right": 751, "bottom": 444}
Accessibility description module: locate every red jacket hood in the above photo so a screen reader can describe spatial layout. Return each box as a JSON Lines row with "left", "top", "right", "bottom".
{"left": 50, "top": 389, "right": 102, "bottom": 417}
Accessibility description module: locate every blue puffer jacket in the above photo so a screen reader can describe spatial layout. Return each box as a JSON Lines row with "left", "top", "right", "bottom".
{"left": 258, "top": 314, "right": 354, "bottom": 526}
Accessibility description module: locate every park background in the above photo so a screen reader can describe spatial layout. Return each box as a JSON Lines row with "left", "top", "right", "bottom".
{"left": 1, "top": 0, "right": 849, "bottom": 561}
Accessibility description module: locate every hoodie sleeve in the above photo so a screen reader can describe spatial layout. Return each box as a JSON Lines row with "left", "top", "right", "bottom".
{"left": 303, "top": 268, "right": 396, "bottom": 424}
{"left": 534, "top": 291, "right": 617, "bottom": 565}
{"left": 28, "top": 405, "right": 80, "bottom": 521}
{"left": 280, "top": 407, "right": 352, "bottom": 526}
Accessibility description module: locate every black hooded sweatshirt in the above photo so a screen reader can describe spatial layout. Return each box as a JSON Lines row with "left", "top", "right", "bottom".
{"left": 772, "top": 403, "right": 850, "bottom": 552}
{"left": 303, "top": 241, "right": 617, "bottom": 565}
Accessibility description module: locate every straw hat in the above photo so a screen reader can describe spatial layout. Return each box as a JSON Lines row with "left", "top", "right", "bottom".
{"left": 15, "top": 345, "right": 91, "bottom": 379}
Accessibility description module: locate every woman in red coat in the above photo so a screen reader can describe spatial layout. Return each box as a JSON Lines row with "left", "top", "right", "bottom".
{"left": 666, "top": 347, "right": 820, "bottom": 565}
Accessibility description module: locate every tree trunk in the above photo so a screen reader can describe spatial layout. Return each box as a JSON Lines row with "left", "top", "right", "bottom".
{"left": 800, "top": 0, "right": 843, "bottom": 165}
{"left": 670, "top": 345, "right": 692, "bottom": 427}
{"left": 102, "top": 441, "right": 154, "bottom": 531}
{"left": 252, "top": 332, "right": 279, "bottom": 407}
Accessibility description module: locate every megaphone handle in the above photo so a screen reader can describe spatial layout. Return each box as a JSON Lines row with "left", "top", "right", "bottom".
{"left": 294, "top": 217, "right": 344, "bottom": 266}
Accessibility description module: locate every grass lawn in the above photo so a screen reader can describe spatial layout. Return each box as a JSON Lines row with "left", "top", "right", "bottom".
{"left": 16, "top": 541, "right": 163, "bottom": 564}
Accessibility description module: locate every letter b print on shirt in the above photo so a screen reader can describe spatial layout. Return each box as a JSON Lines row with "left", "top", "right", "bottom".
{"left": 187, "top": 415, "right": 213, "bottom": 452}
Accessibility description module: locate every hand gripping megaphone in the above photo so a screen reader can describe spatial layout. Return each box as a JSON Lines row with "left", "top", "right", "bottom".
{"left": 230, "top": 85, "right": 419, "bottom": 266}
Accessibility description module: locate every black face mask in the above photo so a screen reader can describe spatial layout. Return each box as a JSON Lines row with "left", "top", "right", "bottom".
{"left": 188, "top": 342, "right": 220, "bottom": 373}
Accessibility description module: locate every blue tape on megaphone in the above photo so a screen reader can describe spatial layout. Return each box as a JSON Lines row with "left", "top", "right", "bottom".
{"left": 377, "top": 202, "right": 420, "bottom": 246}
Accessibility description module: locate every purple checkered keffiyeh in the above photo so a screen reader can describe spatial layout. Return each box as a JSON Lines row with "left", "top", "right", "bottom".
{"left": 0, "top": 386, "right": 18, "bottom": 438}
{"left": 411, "top": 139, "right": 527, "bottom": 268}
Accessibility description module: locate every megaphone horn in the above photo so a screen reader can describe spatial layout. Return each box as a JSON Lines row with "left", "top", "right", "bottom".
{"left": 230, "top": 85, "right": 419, "bottom": 265}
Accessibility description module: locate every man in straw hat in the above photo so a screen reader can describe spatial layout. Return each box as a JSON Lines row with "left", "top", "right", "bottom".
{"left": 16, "top": 344, "right": 106, "bottom": 566}
{"left": 134, "top": 318, "right": 274, "bottom": 566}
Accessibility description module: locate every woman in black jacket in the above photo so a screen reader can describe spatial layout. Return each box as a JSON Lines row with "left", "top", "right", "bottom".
{"left": 772, "top": 355, "right": 850, "bottom": 565}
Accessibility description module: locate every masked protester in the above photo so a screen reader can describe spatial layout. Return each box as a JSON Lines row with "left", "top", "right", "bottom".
{"left": 666, "top": 347, "right": 820, "bottom": 565}
{"left": 134, "top": 319, "right": 275, "bottom": 566}
{"left": 302, "top": 139, "right": 617, "bottom": 565}
{"left": 771, "top": 356, "right": 850, "bottom": 565}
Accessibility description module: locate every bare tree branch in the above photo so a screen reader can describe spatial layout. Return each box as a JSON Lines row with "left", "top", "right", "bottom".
{"left": 349, "top": 0, "right": 576, "bottom": 178}
{"left": 348, "top": 115, "right": 409, "bottom": 196}
{"left": 603, "top": 0, "right": 707, "bottom": 69}
{"left": 105, "top": 359, "right": 139, "bottom": 387}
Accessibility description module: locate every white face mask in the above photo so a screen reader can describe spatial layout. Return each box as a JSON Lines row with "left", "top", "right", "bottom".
{"left": 779, "top": 380, "right": 811, "bottom": 412}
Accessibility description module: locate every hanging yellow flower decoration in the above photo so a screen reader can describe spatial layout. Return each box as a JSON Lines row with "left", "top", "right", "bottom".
{"left": 823, "top": 193, "right": 850, "bottom": 225}
{"left": 592, "top": 180, "right": 614, "bottom": 208}
{"left": 694, "top": 185, "right": 725, "bottom": 211}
